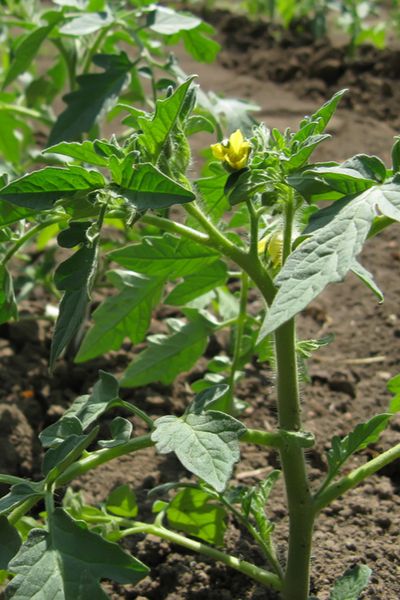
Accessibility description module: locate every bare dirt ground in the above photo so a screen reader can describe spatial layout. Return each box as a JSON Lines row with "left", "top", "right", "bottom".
{"left": 1, "top": 11, "right": 400, "bottom": 599}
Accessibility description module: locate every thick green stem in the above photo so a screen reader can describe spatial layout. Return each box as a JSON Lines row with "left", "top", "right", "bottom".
{"left": 275, "top": 319, "right": 314, "bottom": 600}
{"left": 314, "top": 441, "right": 400, "bottom": 512}
{"left": 119, "top": 522, "right": 282, "bottom": 591}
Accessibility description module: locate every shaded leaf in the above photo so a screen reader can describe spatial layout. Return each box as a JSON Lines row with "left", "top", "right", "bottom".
{"left": 165, "top": 260, "right": 227, "bottom": 306}
{"left": 106, "top": 485, "right": 138, "bottom": 518}
{"left": 330, "top": 564, "right": 372, "bottom": 600}
{"left": 0, "top": 517, "right": 21, "bottom": 569}
{"left": 98, "top": 417, "right": 133, "bottom": 448}
{"left": 0, "top": 266, "right": 17, "bottom": 325}
{"left": 167, "top": 487, "right": 226, "bottom": 545}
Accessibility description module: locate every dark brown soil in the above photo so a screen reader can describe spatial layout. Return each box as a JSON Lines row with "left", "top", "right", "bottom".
{"left": 2, "top": 11, "right": 400, "bottom": 600}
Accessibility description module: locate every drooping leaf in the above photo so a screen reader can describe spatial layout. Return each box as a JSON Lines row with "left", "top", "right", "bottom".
{"left": 165, "top": 260, "right": 227, "bottom": 306}
{"left": 3, "top": 24, "right": 56, "bottom": 88}
{"left": 115, "top": 163, "right": 195, "bottom": 210}
{"left": 351, "top": 260, "right": 384, "bottom": 302}
{"left": 167, "top": 487, "right": 226, "bottom": 545}
{"left": 0, "top": 166, "right": 105, "bottom": 210}
{"left": 50, "top": 244, "right": 98, "bottom": 368}
{"left": 0, "top": 517, "right": 21, "bottom": 569}
{"left": 329, "top": 564, "right": 372, "bottom": 600}
{"left": 326, "top": 414, "right": 390, "bottom": 483}
{"left": 109, "top": 234, "right": 220, "bottom": 278}
{"left": 259, "top": 182, "right": 400, "bottom": 339}
{"left": 49, "top": 53, "right": 132, "bottom": 145}
{"left": 6, "top": 509, "right": 149, "bottom": 598}
{"left": 43, "top": 427, "right": 99, "bottom": 484}
{"left": 152, "top": 411, "right": 246, "bottom": 492}
{"left": 0, "top": 266, "right": 17, "bottom": 325}
{"left": 106, "top": 485, "right": 138, "bottom": 518}
{"left": 76, "top": 270, "right": 162, "bottom": 362}
{"left": 121, "top": 318, "right": 213, "bottom": 388}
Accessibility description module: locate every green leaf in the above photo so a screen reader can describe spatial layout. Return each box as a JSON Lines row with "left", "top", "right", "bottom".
{"left": 0, "top": 166, "right": 105, "bottom": 210}
{"left": 0, "top": 266, "right": 17, "bottom": 325}
{"left": 138, "top": 77, "right": 195, "bottom": 159}
{"left": 392, "top": 137, "right": 400, "bottom": 172}
{"left": 152, "top": 411, "right": 246, "bottom": 492}
{"left": 115, "top": 163, "right": 195, "bottom": 210}
{"left": 50, "top": 244, "right": 98, "bottom": 368}
{"left": 286, "top": 135, "right": 331, "bottom": 170}
{"left": 49, "top": 53, "right": 132, "bottom": 145}
{"left": 98, "top": 417, "right": 132, "bottom": 448}
{"left": 165, "top": 260, "right": 227, "bottom": 306}
{"left": 298, "top": 165, "right": 376, "bottom": 196}
{"left": 241, "top": 470, "right": 280, "bottom": 540}
{"left": 40, "top": 372, "right": 120, "bottom": 447}
{"left": 0, "top": 482, "right": 44, "bottom": 516}
{"left": 109, "top": 234, "right": 220, "bottom": 278}
{"left": 0, "top": 199, "right": 36, "bottom": 227}
{"left": 43, "top": 427, "right": 99, "bottom": 484}
{"left": 3, "top": 24, "right": 56, "bottom": 88}
{"left": 259, "top": 183, "right": 400, "bottom": 339}
{"left": 388, "top": 373, "right": 400, "bottom": 413}
{"left": 121, "top": 318, "right": 213, "bottom": 388}
{"left": 330, "top": 564, "right": 372, "bottom": 600}
{"left": 188, "top": 384, "right": 230, "bottom": 414}
{"left": 0, "top": 517, "right": 21, "bottom": 569}
{"left": 341, "top": 154, "right": 387, "bottom": 183}
{"left": 44, "top": 140, "right": 110, "bottom": 166}
{"left": 351, "top": 260, "right": 384, "bottom": 302}
{"left": 60, "top": 11, "right": 113, "bottom": 35}
{"left": 76, "top": 270, "right": 162, "bottom": 362}
{"left": 181, "top": 24, "right": 220, "bottom": 63}
{"left": 147, "top": 7, "right": 201, "bottom": 35}
{"left": 195, "top": 167, "right": 230, "bottom": 222}
{"left": 167, "top": 487, "right": 226, "bottom": 545}
{"left": 6, "top": 509, "right": 149, "bottom": 598}
{"left": 326, "top": 414, "right": 390, "bottom": 482}
{"left": 294, "top": 89, "right": 347, "bottom": 142}
{"left": 106, "top": 485, "right": 138, "bottom": 518}
{"left": 57, "top": 221, "right": 92, "bottom": 248}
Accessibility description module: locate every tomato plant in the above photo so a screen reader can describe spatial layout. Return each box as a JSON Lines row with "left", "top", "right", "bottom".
{"left": 0, "top": 76, "right": 399, "bottom": 599}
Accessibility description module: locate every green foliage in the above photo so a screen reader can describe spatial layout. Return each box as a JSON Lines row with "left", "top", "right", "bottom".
{"left": 6, "top": 509, "right": 148, "bottom": 599}
{"left": 329, "top": 564, "right": 372, "bottom": 600}
{"left": 167, "top": 487, "right": 227, "bottom": 544}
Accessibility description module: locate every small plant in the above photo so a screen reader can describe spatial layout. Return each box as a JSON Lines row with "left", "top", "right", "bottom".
{"left": 1, "top": 78, "right": 400, "bottom": 599}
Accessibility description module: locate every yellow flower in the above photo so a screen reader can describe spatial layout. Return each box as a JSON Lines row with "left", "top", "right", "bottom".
{"left": 211, "top": 129, "right": 251, "bottom": 170}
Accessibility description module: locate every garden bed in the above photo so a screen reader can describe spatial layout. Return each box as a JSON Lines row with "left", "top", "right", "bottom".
{"left": 1, "top": 8, "right": 400, "bottom": 600}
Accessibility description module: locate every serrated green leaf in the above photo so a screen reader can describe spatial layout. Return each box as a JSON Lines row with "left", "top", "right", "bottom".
{"left": 167, "top": 487, "right": 226, "bottom": 544}
{"left": 106, "top": 485, "right": 138, "bottom": 518}
{"left": 326, "top": 414, "right": 390, "bottom": 482}
{"left": 121, "top": 318, "right": 213, "bottom": 388}
{"left": 152, "top": 411, "right": 246, "bottom": 492}
{"left": 0, "top": 266, "right": 17, "bottom": 325}
{"left": 0, "top": 166, "right": 105, "bottom": 210}
{"left": 3, "top": 24, "right": 56, "bottom": 88}
{"left": 98, "top": 417, "right": 132, "bottom": 448}
{"left": 76, "top": 270, "right": 162, "bottom": 362}
{"left": 259, "top": 183, "right": 400, "bottom": 338}
{"left": 165, "top": 260, "right": 227, "bottom": 306}
{"left": 137, "top": 77, "right": 195, "bottom": 159}
{"left": 330, "top": 564, "right": 372, "bottom": 600}
{"left": 181, "top": 24, "right": 220, "bottom": 63}
{"left": 6, "top": 509, "right": 148, "bottom": 599}
{"left": 294, "top": 89, "right": 347, "bottom": 142}
{"left": 44, "top": 140, "right": 110, "bottom": 167}
{"left": 0, "top": 517, "right": 21, "bottom": 569}
{"left": 115, "top": 163, "right": 195, "bottom": 210}
{"left": 49, "top": 53, "right": 132, "bottom": 145}
{"left": 40, "top": 371, "right": 120, "bottom": 446}
{"left": 109, "top": 234, "right": 220, "bottom": 278}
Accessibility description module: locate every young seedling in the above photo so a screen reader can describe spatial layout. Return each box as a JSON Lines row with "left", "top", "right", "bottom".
{"left": 0, "top": 81, "right": 399, "bottom": 600}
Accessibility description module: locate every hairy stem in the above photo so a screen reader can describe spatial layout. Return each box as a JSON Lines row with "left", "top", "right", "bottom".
{"left": 119, "top": 522, "right": 282, "bottom": 591}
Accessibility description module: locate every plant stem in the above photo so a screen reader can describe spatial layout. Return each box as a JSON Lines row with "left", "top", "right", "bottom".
{"left": 242, "top": 428, "right": 282, "bottom": 448}
{"left": 141, "top": 214, "right": 209, "bottom": 244}
{"left": 274, "top": 195, "right": 314, "bottom": 600}
{"left": 314, "top": 441, "right": 400, "bottom": 512}
{"left": 119, "top": 522, "right": 282, "bottom": 591}
{"left": 225, "top": 272, "right": 249, "bottom": 413}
